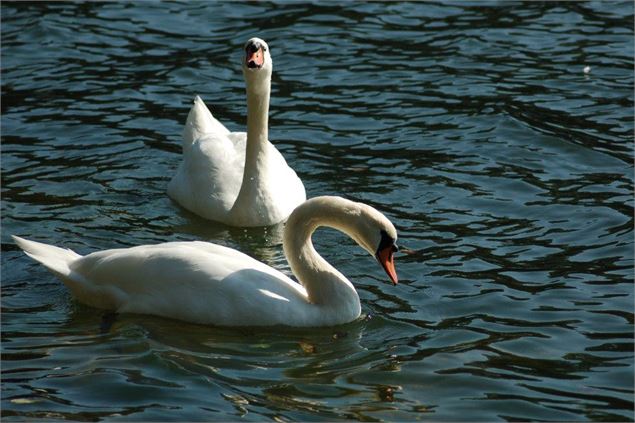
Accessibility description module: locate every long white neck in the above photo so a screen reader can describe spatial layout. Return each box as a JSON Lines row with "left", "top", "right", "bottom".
{"left": 244, "top": 72, "right": 270, "bottom": 171}
{"left": 283, "top": 197, "right": 362, "bottom": 318}
{"left": 230, "top": 69, "right": 272, "bottom": 221}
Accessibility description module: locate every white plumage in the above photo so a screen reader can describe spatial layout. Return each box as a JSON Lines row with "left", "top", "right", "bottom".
{"left": 13, "top": 196, "right": 399, "bottom": 327}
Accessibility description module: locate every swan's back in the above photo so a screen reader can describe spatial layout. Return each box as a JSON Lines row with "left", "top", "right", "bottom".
{"left": 65, "top": 241, "right": 309, "bottom": 325}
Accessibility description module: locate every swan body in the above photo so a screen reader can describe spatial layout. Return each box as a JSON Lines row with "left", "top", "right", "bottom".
{"left": 13, "top": 196, "right": 399, "bottom": 327}
{"left": 167, "top": 38, "right": 306, "bottom": 227}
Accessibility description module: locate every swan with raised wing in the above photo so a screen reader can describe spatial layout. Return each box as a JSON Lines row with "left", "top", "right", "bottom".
{"left": 13, "top": 196, "right": 398, "bottom": 327}
{"left": 167, "top": 37, "right": 306, "bottom": 227}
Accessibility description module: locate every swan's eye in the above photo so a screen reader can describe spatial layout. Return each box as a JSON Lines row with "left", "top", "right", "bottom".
{"left": 377, "top": 230, "right": 396, "bottom": 255}
{"left": 247, "top": 43, "right": 259, "bottom": 53}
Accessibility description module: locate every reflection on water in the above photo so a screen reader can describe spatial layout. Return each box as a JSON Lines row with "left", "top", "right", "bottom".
{"left": 2, "top": 1, "right": 633, "bottom": 421}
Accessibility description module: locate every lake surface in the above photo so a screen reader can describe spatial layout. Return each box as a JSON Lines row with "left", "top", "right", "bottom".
{"left": 2, "top": 1, "right": 633, "bottom": 421}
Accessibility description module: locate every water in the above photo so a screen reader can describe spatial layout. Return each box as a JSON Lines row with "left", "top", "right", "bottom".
{"left": 1, "top": 1, "right": 633, "bottom": 421}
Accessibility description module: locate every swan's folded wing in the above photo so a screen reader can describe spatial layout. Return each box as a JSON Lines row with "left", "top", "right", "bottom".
{"left": 182, "top": 95, "right": 230, "bottom": 149}
{"left": 67, "top": 241, "right": 307, "bottom": 325}
{"left": 168, "top": 131, "right": 244, "bottom": 217}
{"left": 265, "top": 141, "right": 307, "bottom": 205}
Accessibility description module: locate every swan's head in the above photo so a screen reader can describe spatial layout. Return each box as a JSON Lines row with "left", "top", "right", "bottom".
{"left": 352, "top": 203, "right": 399, "bottom": 286}
{"left": 242, "top": 37, "right": 272, "bottom": 74}
{"left": 285, "top": 196, "right": 400, "bottom": 286}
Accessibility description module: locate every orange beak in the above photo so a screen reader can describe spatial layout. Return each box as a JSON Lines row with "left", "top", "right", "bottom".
{"left": 246, "top": 47, "right": 264, "bottom": 68}
{"left": 376, "top": 245, "right": 398, "bottom": 285}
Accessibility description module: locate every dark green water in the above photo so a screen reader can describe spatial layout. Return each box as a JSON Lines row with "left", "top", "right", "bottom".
{"left": 1, "top": 1, "right": 633, "bottom": 421}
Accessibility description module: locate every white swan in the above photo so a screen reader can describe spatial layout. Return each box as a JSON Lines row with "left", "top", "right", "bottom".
{"left": 167, "top": 37, "right": 306, "bottom": 227}
{"left": 13, "top": 196, "right": 399, "bottom": 327}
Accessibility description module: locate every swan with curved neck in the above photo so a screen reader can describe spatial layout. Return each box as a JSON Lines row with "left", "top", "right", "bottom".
{"left": 13, "top": 197, "right": 398, "bottom": 327}
{"left": 167, "top": 37, "right": 306, "bottom": 227}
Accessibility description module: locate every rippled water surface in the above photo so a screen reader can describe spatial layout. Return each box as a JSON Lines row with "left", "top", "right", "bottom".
{"left": 2, "top": 1, "right": 634, "bottom": 421}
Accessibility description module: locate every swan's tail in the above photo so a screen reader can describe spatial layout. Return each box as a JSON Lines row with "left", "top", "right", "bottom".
{"left": 12, "top": 235, "right": 82, "bottom": 279}
{"left": 182, "top": 95, "right": 230, "bottom": 149}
